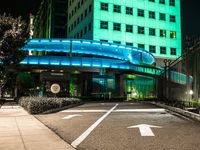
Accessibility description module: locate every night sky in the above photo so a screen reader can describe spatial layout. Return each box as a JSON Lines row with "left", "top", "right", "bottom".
{"left": 0, "top": 0, "right": 200, "bottom": 37}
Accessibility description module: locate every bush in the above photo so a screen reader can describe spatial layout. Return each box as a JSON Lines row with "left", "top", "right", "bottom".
{"left": 18, "top": 97, "right": 81, "bottom": 114}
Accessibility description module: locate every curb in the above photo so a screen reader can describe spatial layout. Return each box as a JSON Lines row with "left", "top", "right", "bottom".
{"left": 151, "top": 102, "right": 200, "bottom": 122}
{"left": 41, "top": 101, "right": 85, "bottom": 114}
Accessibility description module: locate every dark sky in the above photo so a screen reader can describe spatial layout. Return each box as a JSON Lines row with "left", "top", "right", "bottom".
{"left": 0, "top": 0, "right": 200, "bottom": 37}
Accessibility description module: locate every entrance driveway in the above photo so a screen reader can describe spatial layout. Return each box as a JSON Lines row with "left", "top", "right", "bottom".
{"left": 36, "top": 102, "right": 200, "bottom": 150}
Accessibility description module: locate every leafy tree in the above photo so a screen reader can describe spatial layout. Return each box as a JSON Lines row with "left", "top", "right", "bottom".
{"left": 16, "top": 72, "right": 35, "bottom": 96}
{"left": 0, "top": 13, "right": 29, "bottom": 97}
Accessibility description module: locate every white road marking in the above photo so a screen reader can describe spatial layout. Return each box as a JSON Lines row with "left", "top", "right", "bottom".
{"left": 61, "top": 109, "right": 165, "bottom": 113}
{"left": 62, "top": 114, "right": 82, "bottom": 120}
{"left": 115, "top": 109, "right": 165, "bottom": 113}
{"left": 128, "top": 124, "right": 162, "bottom": 136}
{"left": 71, "top": 104, "right": 118, "bottom": 148}
{"left": 61, "top": 110, "right": 108, "bottom": 113}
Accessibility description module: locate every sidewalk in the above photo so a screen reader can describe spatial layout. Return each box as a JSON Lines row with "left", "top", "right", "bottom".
{"left": 0, "top": 102, "right": 75, "bottom": 150}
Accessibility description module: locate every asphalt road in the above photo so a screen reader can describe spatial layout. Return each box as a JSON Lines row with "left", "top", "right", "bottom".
{"left": 36, "top": 102, "right": 200, "bottom": 150}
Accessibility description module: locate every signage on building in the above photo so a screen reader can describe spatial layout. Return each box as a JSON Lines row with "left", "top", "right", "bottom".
{"left": 51, "top": 83, "right": 60, "bottom": 94}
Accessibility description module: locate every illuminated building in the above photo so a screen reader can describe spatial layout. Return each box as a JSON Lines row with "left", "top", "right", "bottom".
{"left": 68, "top": 0, "right": 181, "bottom": 66}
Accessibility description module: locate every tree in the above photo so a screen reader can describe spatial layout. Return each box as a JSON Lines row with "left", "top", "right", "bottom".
{"left": 0, "top": 13, "right": 29, "bottom": 98}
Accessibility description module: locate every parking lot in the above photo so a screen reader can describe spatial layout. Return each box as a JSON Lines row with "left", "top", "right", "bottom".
{"left": 36, "top": 102, "right": 200, "bottom": 150}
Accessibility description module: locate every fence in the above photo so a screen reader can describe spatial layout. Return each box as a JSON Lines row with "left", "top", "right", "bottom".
{"left": 159, "top": 41, "right": 200, "bottom": 108}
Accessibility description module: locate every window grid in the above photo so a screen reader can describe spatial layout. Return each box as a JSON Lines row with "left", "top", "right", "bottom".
{"left": 160, "top": 47, "right": 166, "bottom": 54}
{"left": 138, "top": 9, "right": 144, "bottom": 17}
{"left": 170, "top": 15, "right": 176, "bottom": 22}
{"left": 149, "top": 11, "right": 155, "bottom": 19}
{"left": 159, "top": 0, "right": 165, "bottom": 4}
{"left": 159, "top": 13, "right": 166, "bottom": 21}
{"left": 149, "top": 45, "right": 156, "bottom": 53}
{"left": 160, "top": 29, "right": 166, "bottom": 37}
{"left": 126, "top": 24, "right": 133, "bottom": 33}
{"left": 113, "top": 23, "right": 121, "bottom": 31}
{"left": 101, "top": 2, "right": 108, "bottom": 11}
{"left": 100, "top": 21, "right": 108, "bottom": 29}
{"left": 170, "top": 48, "right": 176, "bottom": 55}
{"left": 170, "top": 0, "right": 175, "bottom": 6}
{"left": 149, "top": 28, "right": 156, "bottom": 36}
{"left": 126, "top": 7, "right": 133, "bottom": 15}
{"left": 113, "top": 5, "right": 121, "bottom": 13}
{"left": 138, "top": 26, "right": 145, "bottom": 34}
{"left": 170, "top": 31, "right": 176, "bottom": 39}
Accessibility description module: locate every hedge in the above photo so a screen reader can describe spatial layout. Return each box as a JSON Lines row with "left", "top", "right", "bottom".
{"left": 18, "top": 97, "right": 81, "bottom": 114}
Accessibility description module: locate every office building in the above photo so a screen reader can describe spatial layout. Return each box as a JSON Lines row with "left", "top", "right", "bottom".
{"left": 68, "top": 0, "right": 181, "bottom": 66}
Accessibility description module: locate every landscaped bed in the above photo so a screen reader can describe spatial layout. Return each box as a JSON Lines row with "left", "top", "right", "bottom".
{"left": 18, "top": 96, "right": 81, "bottom": 114}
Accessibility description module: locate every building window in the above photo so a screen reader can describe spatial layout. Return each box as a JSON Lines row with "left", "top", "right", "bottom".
{"left": 160, "top": 29, "right": 166, "bottom": 37}
{"left": 101, "top": 2, "right": 108, "bottom": 11}
{"left": 170, "top": 31, "right": 176, "bottom": 39}
{"left": 113, "top": 5, "right": 121, "bottom": 13}
{"left": 89, "top": 22, "right": 92, "bottom": 31}
{"left": 138, "top": 9, "right": 144, "bottom": 17}
{"left": 149, "top": 45, "right": 156, "bottom": 53}
{"left": 71, "top": 24, "right": 73, "bottom": 30}
{"left": 100, "top": 39, "right": 108, "bottom": 42}
{"left": 159, "top": 13, "right": 166, "bottom": 21}
{"left": 170, "top": 48, "right": 176, "bottom": 55}
{"left": 74, "top": 20, "right": 76, "bottom": 28}
{"left": 149, "top": 11, "right": 155, "bottom": 19}
{"left": 75, "top": 6, "right": 77, "bottom": 13}
{"left": 113, "top": 23, "right": 121, "bottom": 31}
{"left": 126, "top": 7, "right": 133, "bottom": 15}
{"left": 81, "top": 0, "right": 83, "bottom": 5}
{"left": 100, "top": 21, "right": 108, "bottom": 29}
{"left": 69, "top": 13, "right": 71, "bottom": 20}
{"left": 138, "top": 44, "right": 145, "bottom": 49}
{"left": 138, "top": 26, "right": 145, "bottom": 34}
{"left": 81, "top": 30, "right": 83, "bottom": 37}
{"left": 149, "top": 0, "right": 155, "bottom": 2}
{"left": 89, "top": 4, "right": 92, "bottom": 12}
{"left": 160, "top": 47, "right": 166, "bottom": 54}
{"left": 77, "top": 17, "right": 80, "bottom": 24}
{"left": 81, "top": 13, "right": 83, "bottom": 21}
{"left": 126, "top": 42, "right": 133, "bottom": 46}
{"left": 159, "top": 0, "right": 165, "bottom": 4}
{"left": 84, "top": 26, "right": 87, "bottom": 34}
{"left": 149, "top": 28, "right": 156, "bottom": 36}
{"left": 85, "top": 9, "right": 87, "bottom": 17}
{"left": 126, "top": 24, "right": 133, "bottom": 33}
{"left": 78, "top": 2, "right": 80, "bottom": 8}
{"left": 170, "top": 0, "right": 175, "bottom": 6}
{"left": 170, "top": 15, "right": 176, "bottom": 22}
{"left": 113, "top": 41, "right": 121, "bottom": 44}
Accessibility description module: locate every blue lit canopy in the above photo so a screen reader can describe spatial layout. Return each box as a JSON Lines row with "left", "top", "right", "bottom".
{"left": 20, "top": 39, "right": 162, "bottom": 76}
{"left": 21, "top": 39, "right": 155, "bottom": 66}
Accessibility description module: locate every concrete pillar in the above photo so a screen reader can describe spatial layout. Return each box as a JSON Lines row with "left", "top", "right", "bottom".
{"left": 115, "top": 74, "right": 124, "bottom": 97}
{"left": 81, "top": 73, "right": 93, "bottom": 96}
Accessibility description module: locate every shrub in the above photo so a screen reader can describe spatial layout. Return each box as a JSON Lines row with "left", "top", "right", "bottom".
{"left": 18, "top": 97, "right": 81, "bottom": 114}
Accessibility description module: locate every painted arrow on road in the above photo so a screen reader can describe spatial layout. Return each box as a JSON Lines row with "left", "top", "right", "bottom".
{"left": 127, "top": 124, "right": 162, "bottom": 136}
{"left": 62, "top": 114, "right": 82, "bottom": 120}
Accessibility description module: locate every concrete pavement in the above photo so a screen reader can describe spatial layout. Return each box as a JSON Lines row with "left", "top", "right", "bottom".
{"left": 36, "top": 102, "right": 200, "bottom": 150}
{"left": 0, "top": 102, "right": 75, "bottom": 150}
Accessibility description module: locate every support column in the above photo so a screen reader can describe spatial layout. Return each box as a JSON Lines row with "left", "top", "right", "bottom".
{"left": 115, "top": 74, "right": 124, "bottom": 97}
{"left": 81, "top": 73, "right": 93, "bottom": 96}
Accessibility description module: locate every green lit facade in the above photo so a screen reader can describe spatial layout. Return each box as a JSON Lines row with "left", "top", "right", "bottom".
{"left": 68, "top": 0, "right": 181, "bottom": 66}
